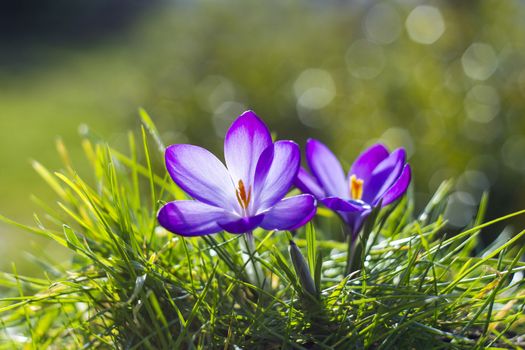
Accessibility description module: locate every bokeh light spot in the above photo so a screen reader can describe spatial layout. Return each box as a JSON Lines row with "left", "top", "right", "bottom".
{"left": 364, "top": 3, "right": 402, "bottom": 45}
{"left": 294, "top": 69, "right": 336, "bottom": 110}
{"left": 196, "top": 75, "right": 235, "bottom": 112}
{"left": 464, "top": 85, "right": 500, "bottom": 123}
{"left": 461, "top": 43, "right": 498, "bottom": 80}
{"left": 444, "top": 192, "right": 476, "bottom": 228}
{"left": 501, "top": 135, "right": 525, "bottom": 173}
{"left": 405, "top": 6, "right": 445, "bottom": 45}
{"left": 456, "top": 170, "right": 490, "bottom": 201}
{"left": 379, "top": 127, "right": 414, "bottom": 157}
{"left": 212, "top": 101, "right": 246, "bottom": 137}
{"left": 345, "top": 40, "right": 385, "bottom": 80}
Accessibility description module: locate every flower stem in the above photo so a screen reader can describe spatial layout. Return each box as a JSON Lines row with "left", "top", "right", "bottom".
{"left": 345, "top": 230, "right": 363, "bottom": 276}
{"left": 240, "top": 232, "right": 265, "bottom": 289}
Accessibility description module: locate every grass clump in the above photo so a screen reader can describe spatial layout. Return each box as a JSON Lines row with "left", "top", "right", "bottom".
{"left": 1, "top": 117, "right": 524, "bottom": 349}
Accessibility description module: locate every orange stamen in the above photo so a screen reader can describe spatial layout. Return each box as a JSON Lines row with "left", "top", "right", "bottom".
{"left": 236, "top": 180, "right": 251, "bottom": 209}
{"left": 350, "top": 174, "right": 364, "bottom": 200}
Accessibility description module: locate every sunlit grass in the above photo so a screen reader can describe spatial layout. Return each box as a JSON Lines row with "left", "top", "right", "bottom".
{"left": 0, "top": 115, "right": 524, "bottom": 349}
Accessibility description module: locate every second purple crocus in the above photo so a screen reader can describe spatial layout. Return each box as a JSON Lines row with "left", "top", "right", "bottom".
{"left": 158, "top": 111, "right": 316, "bottom": 237}
{"left": 295, "top": 139, "right": 411, "bottom": 237}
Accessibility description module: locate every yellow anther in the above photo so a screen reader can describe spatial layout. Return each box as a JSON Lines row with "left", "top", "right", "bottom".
{"left": 350, "top": 174, "right": 364, "bottom": 200}
{"left": 235, "top": 180, "right": 251, "bottom": 209}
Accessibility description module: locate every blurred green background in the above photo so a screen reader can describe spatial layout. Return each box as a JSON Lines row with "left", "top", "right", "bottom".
{"left": 2, "top": 0, "right": 525, "bottom": 273}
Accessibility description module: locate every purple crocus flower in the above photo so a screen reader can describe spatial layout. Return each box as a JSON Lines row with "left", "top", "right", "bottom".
{"left": 158, "top": 111, "right": 316, "bottom": 236}
{"left": 295, "top": 139, "right": 411, "bottom": 236}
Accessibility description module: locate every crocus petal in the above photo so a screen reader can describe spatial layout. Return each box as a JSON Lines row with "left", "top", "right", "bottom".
{"left": 306, "top": 139, "right": 347, "bottom": 198}
{"left": 165, "top": 145, "right": 237, "bottom": 210}
{"left": 376, "top": 164, "right": 411, "bottom": 206}
{"left": 260, "top": 194, "right": 317, "bottom": 231}
{"left": 253, "top": 140, "right": 300, "bottom": 211}
{"left": 294, "top": 167, "right": 326, "bottom": 199}
{"left": 218, "top": 214, "right": 265, "bottom": 234}
{"left": 340, "top": 210, "right": 372, "bottom": 237}
{"left": 158, "top": 201, "right": 235, "bottom": 236}
{"left": 321, "top": 197, "right": 369, "bottom": 212}
{"left": 362, "top": 148, "right": 406, "bottom": 203}
{"left": 252, "top": 143, "right": 275, "bottom": 195}
{"left": 349, "top": 143, "right": 389, "bottom": 182}
{"left": 224, "top": 110, "right": 272, "bottom": 187}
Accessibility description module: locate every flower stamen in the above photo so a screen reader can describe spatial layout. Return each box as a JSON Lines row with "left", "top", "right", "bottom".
{"left": 235, "top": 180, "right": 251, "bottom": 209}
{"left": 350, "top": 174, "right": 364, "bottom": 200}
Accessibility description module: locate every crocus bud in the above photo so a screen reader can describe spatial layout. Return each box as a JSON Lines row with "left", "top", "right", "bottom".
{"left": 288, "top": 240, "right": 317, "bottom": 297}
